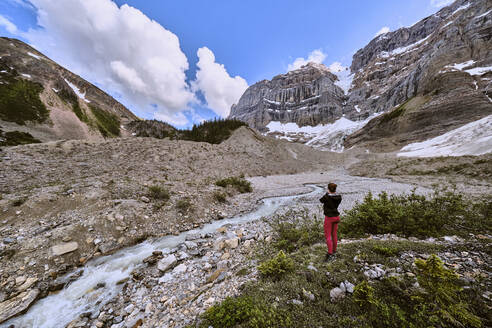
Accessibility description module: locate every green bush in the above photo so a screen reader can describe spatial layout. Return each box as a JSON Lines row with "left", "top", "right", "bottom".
{"left": 215, "top": 176, "right": 252, "bottom": 193}
{"left": 340, "top": 189, "right": 471, "bottom": 238}
{"left": 213, "top": 191, "right": 227, "bottom": 203}
{"left": 200, "top": 295, "right": 291, "bottom": 328}
{"left": 0, "top": 130, "right": 41, "bottom": 146}
{"left": 258, "top": 250, "right": 294, "bottom": 278}
{"left": 270, "top": 209, "right": 324, "bottom": 252}
{"left": 0, "top": 76, "right": 48, "bottom": 125}
{"left": 90, "top": 105, "right": 120, "bottom": 137}
{"left": 147, "top": 185, "right": 170, "bottom": 201}
{"left": 176, "top": 198, "right": 193, "bottom": 213}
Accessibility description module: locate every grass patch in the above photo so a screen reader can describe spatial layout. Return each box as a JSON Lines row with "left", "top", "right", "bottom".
{"left": 147, "top": 185, "right": 170, "bottom": 201}
{"left": 340, "top": 188, "right": 491, "bottom": 238}
{"left": 193, "top": 207, "right": 490, "bottom": 328}
{"left": 176, "top": 198, "right": 193, "bottom": 214}
{"left": 200, "top": 295, "right": 291, "bottom": 328}
{"left": 90, "top": 105, "right": 120, "bottom": 137}
{"left": 0, "top": 72, "right": 48, "bottom": 125}
{"left": 213, "top": 191, "right": 227, "bottom": 203}
{"left": 57, "top": 88, "right": 88, "bottom": 123}
{"left": 215, "top": 176, "right": 252, "bottom": 193}
{"left": 269, "top": 209, "right": 324, "bottom": 252}
{"left": 380, "top": 99, "right": 411, "bottom": 123}
{"left": 0, "top": 129, "right": 41, "bottom": 146}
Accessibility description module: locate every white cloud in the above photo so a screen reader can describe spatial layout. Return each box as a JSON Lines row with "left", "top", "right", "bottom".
{"left": 430, "top": 0, "right": 454, "bottom": 7}
{"left": 193, "top": 47, "right": 248, "bottom": 118}
{"left": 287, "top": 49, "right": 327, "bottom": 71}
{"left": 327, "top": 62, "right": 345, "bottom": 73}
{"left": 24, "top": 0, "right": 195, "bottom": 122}
{"left": 374, "top": 26, "right": 390, "bottom": 37}
{"left": 0, "top": 15, "right": 18, "bottom": 34}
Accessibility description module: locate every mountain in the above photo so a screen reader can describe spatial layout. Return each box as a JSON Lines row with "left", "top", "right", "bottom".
{"left": 229, "top": 62, "right": 346, "bottom": 130}
{"left": 0, "top": 37, "right": 138, "bottom": 145}
{"left": 229, "top": 0, "right": 492, "bottom": 153}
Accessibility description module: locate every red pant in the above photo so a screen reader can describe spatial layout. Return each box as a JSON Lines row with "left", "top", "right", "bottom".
{"left": 324, "top": 216, "right": 340, "bottom": 254}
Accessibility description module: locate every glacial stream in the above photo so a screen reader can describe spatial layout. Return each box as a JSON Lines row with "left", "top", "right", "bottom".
{"left": 3, "top": 184, "right": 323, "bottom": 328}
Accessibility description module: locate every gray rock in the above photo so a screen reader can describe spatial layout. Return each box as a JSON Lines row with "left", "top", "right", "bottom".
{"left": 330, "top": 287, "right": 345, "bottom": 301}
{"left": 0, "top": 289, "right": 40, "bottom": 324}
{"left": 157, "top": 254, "right": 177, "bottom": 272}
{"left": 51, "top": 242, "right": 79, "bottom": 256}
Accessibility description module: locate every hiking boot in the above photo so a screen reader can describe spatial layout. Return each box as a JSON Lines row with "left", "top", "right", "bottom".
{"left": 324, "top": 253, "right": 334, "bottom": 262}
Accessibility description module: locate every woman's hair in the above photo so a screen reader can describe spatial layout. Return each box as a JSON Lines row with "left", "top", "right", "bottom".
{"left": 328, "top": 182, "right": 337, "bottom": 193}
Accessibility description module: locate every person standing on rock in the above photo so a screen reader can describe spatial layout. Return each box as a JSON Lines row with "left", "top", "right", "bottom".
{"left": 319, "top": 182, "right": 342, "bottom": 261}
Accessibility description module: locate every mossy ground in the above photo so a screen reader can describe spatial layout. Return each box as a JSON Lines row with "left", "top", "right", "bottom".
{"left": 0, "top": 66, "right": 48, "bottom": 125}
{"left": 90, "top": 105, "right": 120, "bottom": 137}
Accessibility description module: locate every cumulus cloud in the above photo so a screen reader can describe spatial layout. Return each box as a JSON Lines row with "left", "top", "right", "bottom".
{"left": 0, "top": 15, "right": 18, "bottom": 34}
{"left": 192, "top": 47, "right": 248, "bottom": 117}
{"left": 430, "top": 0, "right": 454, "bottom": 7}
{"left": 287, "top": 49, "right": 327, "bottom": 71}
{"left": 23, "top": 0, "right": 195, "bottom": 121}
{"left": 374, "top": 26, "right": 390, "bottom": 37}
{"left": 327, "top": 62, "right": 346, "bottom": 73}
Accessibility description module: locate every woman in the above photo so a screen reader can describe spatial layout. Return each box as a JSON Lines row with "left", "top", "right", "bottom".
{"left": 319, "top": 182, "right": 342, "bottom": 260}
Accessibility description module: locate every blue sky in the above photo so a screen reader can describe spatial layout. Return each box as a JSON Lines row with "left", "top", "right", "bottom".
{"left": 0, "top": 0, "right": 453, "bottom": 127}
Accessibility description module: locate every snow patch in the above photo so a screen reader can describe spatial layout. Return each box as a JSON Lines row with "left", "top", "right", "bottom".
{"left": 52, "top": 88, "right": 59, "bottom": 93}
{"left": 464, "top": 66, "right": 492, "bottom": 76}
{"left": 383, "top": 34, "right": 432, "bottom": 57}
{"left": 442, "top": 20, "right": 454, "bottom": 28}
{"left": 398, "top": 115, "right": 492, "bottom": 157}
{"left": 21, "top": 73, "right": 31, "bottom": 78}
{"left": 476, "top": 9, "right": 491, "bottom": 19}
{"left": 64, "top": 78, "right": 91, "bottom": 103}
{"left": 451, "top": 3, "right": 470, "bottom": 16}
{"left": 27, "top": 52, "right": 41, "bottom": 60}
{"left": 306, "top": 114, "right": 381, "bottom": 152}
{"left": 355, "top": 105, "right": 361, "bottom": 113}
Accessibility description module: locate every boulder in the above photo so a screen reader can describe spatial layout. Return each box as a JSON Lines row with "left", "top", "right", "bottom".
{"left": 51, "top": 242, "right": 79, "bottom": 256}
{"left": 157, "top": 254, "right": 177, "bottom": 272}
{"left": 0, "top": 289, "right": 40, "bottom": 323}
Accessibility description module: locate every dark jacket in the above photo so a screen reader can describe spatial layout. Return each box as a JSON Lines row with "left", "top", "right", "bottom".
{"left": 320, "top": 193, "right": 342, "bottom": 217}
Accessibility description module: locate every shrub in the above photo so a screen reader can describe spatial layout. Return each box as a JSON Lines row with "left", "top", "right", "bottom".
{"left": 147, "top": 185, "right": 170, "bottom": 201}
{"left": 90, "top": 105, "right": 120, "bottom": 137}
{"left": 12, "top": 197, "right": 26, "bottom": 207}
{"left": 270, "top": 209, "right": 324, "bottom": 252}
{"left": 213, "top": 191, "right": 227, "bottom": 203}
{"left": 258, "top": 250, "right": 294, "bottom": 278}
{"left": 340, "top": 189, "right": 470, "bottom": 238}
{"left": 200, "top": 295, "right": 291, "bottom": 328}
{"left": 0, "top": 130, "right": 41, "bottom": 146}
{"left": 176, "top": 198, "right": 192, "bottom": 213}
{"left": 215, "top": 176, "right": 252, "bottom": 193}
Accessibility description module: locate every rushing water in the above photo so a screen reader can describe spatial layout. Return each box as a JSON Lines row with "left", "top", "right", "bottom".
{"left": 3, "top": 185, "right": 323, "bottom": 328}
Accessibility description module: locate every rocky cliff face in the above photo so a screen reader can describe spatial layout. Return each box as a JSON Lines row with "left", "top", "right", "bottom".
{"left": 344, "top": 0, "right": 492, "bottom": 151}
{"left": 230, "top": 0, "right": 492, "bottom": 152}
{"left": 0, "top": 38, "right": 138, "bottom": 144}
{"left": 229, "top": 62, "right": 345, "bottom": 131}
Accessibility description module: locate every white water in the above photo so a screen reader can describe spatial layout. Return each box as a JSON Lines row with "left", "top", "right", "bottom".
{"left": 3, "top": 185, "right": 323, "bottom": 328}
